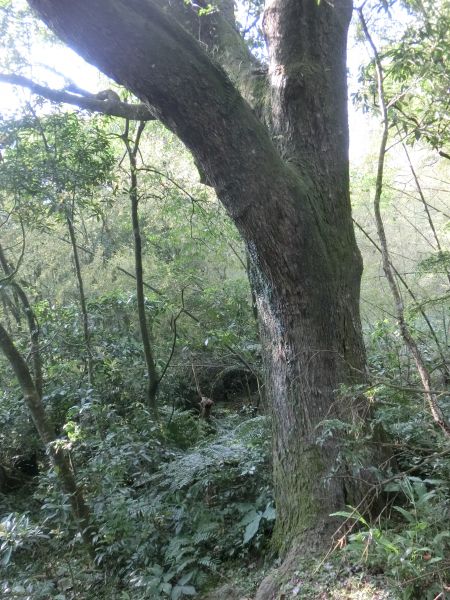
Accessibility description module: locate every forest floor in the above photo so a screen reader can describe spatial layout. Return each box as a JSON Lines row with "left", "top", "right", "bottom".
{"left": 201, "top": 556, "right": 398, "bottom": 599}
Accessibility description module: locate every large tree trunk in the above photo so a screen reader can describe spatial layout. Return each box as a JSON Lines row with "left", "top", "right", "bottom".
{"left": 260, "top": 0, "right": 367, "bottom": 549}
{"left": 27, "top": 0, "right": 372, "bottom": 551}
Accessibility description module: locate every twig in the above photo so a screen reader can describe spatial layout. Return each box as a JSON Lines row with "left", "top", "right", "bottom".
{"left": 354, "top": 219, "right": 449, "bottom": 377}
{"left": 358, "top": 7, "right": 450, "bottom": 437}
{"left": 116, "top": 266, "right": 163, "bottom": 296}
{"left": 158, "top": 308, "right": 183, "bottom": 384}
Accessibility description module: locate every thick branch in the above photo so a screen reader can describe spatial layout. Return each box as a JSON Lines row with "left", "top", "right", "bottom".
{"left": 151, "top": 0, "right": 266, "bottom": 111}
{"left": 260, "top": 0, "right": 358, "bottom": 281}
{"left": 26, "top": 0, "right": 325, "bottom": 294}
{"left": 0, "top": 73, "right": 155, "bottom": 120}
{"left": 263, "top": 0, "right": 352, "bottom": 175}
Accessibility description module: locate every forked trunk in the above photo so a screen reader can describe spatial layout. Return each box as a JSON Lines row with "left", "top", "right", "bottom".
{"left": 27, "top": 0, "right": 379, "bottom": 553}
{"left": 258, "top": 0, "right": 368, "bottom": 548}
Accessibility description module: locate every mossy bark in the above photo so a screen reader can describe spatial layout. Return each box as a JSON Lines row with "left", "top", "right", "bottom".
{"left": 27, "top": 0, "right": 379, "bottom": 556}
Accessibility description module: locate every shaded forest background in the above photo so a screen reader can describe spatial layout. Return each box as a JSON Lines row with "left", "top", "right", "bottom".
{"left": 0, "top": 0, "right": 449, "bottom": 598}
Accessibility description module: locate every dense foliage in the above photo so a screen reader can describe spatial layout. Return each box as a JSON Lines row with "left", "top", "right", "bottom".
{"left": 0, "top": 1, "right": 449, "bottom": 599}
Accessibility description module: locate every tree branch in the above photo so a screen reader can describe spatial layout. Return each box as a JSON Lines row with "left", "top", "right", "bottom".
{"left": 25, "top": 0, "right": 328, "bottom": 298}
{"left": 116, "top": 266, "right": 163, "bottom": 296}
{"left": 359, "top": 6, "right": 450, "bottom": 437}
{"left": 353, "top": 218, "right": 449, "bottom": 378}
{"left": 151, "top": 0, "right": 266, "bottom": 111}
{"left": 0, "top": 73, "right": 155, "bottom": 120}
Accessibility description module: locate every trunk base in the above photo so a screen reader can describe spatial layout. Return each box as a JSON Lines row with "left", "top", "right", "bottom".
{"left": 255, "top": 525, "right": 337, "bottom": 600}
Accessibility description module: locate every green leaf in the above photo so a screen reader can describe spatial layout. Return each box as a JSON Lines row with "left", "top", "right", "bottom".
{"left": 432, "top": 531, "right": 450, "bottom": 545}
{"left": 262, "top": 504, "right": 276, "bottom": 521}
{"left": 1, "top": 545, "right": 12, "bottom": 566}
{"left": 393, "top": 506, "right": 416, "bottom": 523}
{"left": 331, "top": 510, "right": 368, "bottom": 526}
{"left": 243, "top": 513, "right": 262, "bottom": 544}
{"left": 171, "top": 585, "right": 198, "bottom": 600}
{"left": 179, "top": 585, "right": 196, "bottom": 596}
{"left": 377, "top": 538, "right": 399, "bottom": 554}
{"left": 178, "top": 571, "right": 194, "bottom": 585}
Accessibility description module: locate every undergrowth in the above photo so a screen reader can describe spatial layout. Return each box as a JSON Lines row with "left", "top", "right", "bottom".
{"left": 0, "top": 407, "right": 273, "bottom": 599}
{"left": 323, "top": 317, "right": 450, "bottom": 600}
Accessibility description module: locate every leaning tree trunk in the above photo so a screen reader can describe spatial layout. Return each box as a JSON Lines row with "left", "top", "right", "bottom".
{"left": 0, "top": 241, "right": 44, "bottom": 397}
{"left": 27, "top": 0, "right": 375, "bottom": 552}
{"left": 0, "top": 323, "right": 95, "bottom": 555}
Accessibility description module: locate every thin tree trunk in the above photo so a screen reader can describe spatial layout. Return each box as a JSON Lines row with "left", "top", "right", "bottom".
{"left": 399, "top": 137, "right": 450, "bottom": 286}
{"left": 354, "top": 219, "right": 450, "bottom": 380}
{"left": 0, "top": 322, "right": 96, "bottom": 555}
{"left": 123, "top": 121, "right": 159, "bottom": 419}
{"left": 359, "top": 7, "right": 450, "bottom": 437}
{"left": 66, "top": 211, "right": 94, "bottom": 385}
{"left": 0, "top": 241, "right": 43, "bottom": 397}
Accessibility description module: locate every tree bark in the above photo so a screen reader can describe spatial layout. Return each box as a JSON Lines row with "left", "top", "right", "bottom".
{"left": 66, "top": 210, "right": 94, "bottom": 385}
{"left": 0, "top": 241, "right": 43, "bottom": 397}
{"left": 122, "top": 121, "right": 160, "bottom": 419}
{"left": 260, "top": 0, "right": 368, "bottom": 548}
{"left": 27, "top": 0, "right": 374, "bottom": 551}
{"left": 0, "top": 322, "right": 95, "bottom": 555}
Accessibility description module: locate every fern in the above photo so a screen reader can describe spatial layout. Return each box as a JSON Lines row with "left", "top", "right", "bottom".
{"left": 151, "top": 415, "right": 270, "bottom": 496}
{"left": 192, "top": 522, "right": 219, "bottom": 544}
{"left": 198, "top": 556, "right": 219, "bottom": 571}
